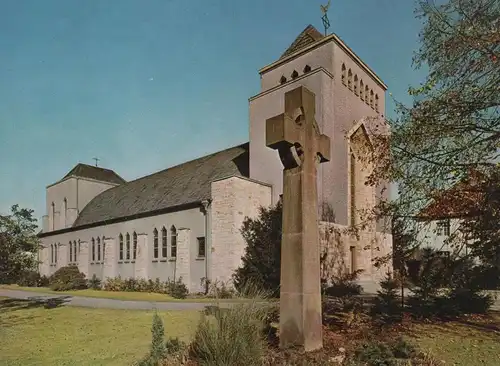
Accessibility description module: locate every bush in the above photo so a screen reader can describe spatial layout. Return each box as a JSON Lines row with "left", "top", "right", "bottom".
{"left": 322, "top": 269, "right": 363, "bottom": 298}
{"left": 103, "top": 276, "right": 125, "bottom": 291}
{"left": 49, "top": 265, "right": 87, "bottom": 291}
{"left": 17, "top": 270, "right": 49, "bottom": 287}
{"left": 165, "top": 278, "right": 188, "bottom": 299}
{"left": 189, "top": 290, "right": 272, "bottom": 366}
{"left": 350, "top": 338, "right": 417, "bottom": 366}
{"left": 202, "top": 278, "right": 235, "bottom": 299}
{"left": 88, "top": 274, "right": 101, "bottom": 290}
{"left": 233, "top": 201, "right": 282, "bottom": 297}
{"left": 371, "top": 272, "right": 403, "bottom": 324}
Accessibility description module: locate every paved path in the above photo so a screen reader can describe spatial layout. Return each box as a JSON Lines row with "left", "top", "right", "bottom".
{"left": 0, "top": 289, "right": 224, "bottom": 311}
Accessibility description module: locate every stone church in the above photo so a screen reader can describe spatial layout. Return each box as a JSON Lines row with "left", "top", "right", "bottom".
{"left": 38, "top": 25, "right": 392, "bottom": 293}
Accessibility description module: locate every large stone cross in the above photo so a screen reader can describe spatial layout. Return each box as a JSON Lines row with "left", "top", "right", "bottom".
{"left": 266, "top": 86, "right": 330, "bottom": 351}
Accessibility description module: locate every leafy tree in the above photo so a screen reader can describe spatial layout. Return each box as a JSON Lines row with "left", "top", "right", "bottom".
{"left": 233, "top": 201, "right": 282, "bottom": 296}
{"left": 0, "top": 204, "right": 39, "bottom": 284}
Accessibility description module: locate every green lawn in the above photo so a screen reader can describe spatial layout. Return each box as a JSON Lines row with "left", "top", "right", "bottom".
{"left": 0, "top": 298, "right": 200, "bottom": 366}
{"left": 0, "top": 284, "right": 244, "bottom": 303}
{"left": 409, "top": 313, "right": 500, "bottom": 366}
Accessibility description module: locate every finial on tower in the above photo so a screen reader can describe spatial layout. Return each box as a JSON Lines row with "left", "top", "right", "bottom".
{"left": 93, "top": 157, "right": 100, "bottom": 167}
{"left": 320, "top": 0, "right": 331, "bottom": 36}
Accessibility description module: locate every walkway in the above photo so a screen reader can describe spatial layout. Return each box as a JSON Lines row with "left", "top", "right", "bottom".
{"left": 0, "top": 289, "right": 224, "bottom": 311}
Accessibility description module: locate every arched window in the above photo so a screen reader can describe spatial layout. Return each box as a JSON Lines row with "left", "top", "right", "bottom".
{"left": 291, "top": 70, "right": 298, "bottom": 79}
{"left": 102, "top": 236, "right": 106, "bottom": 261}
{"left": 365, "top": 85, "right": 370, "bottom": 105}
{"left": 354, "top": 75, "right": 359, "bottom": 96}
{"left": 375, "top": 94, "right": 379, "bottom": 112}
{"left": 97, "top": 237, "right": 101, "bottom": 262}
{"left": 162, "top": 227, "right": 168, "bottom": 258}
{"left": 360, "top": 80, "right": 364, "bottom": 100}
{"left": 91, "top": 238, "right": 95, "bottom": 262}
{"left": 303, "top": 65, "right": 311, "bottom": 73}
{"left": 69, "top": 241, "right": 73, "bottom": 263}
{"left": 133, "top": 232, "right": 137, "bottom": 260}
{"left": 280, "top": 75, "right": 287, "bottom": 84}
{"left": 153, "top": 228, "right": 159, "bottom": 259}
{"left": 341, "top": 64, "right": 346, "bottom": 85}
{"left": 170, "top": 226, "right": 177, "bottom": 258}
{"left": 370, "top": 90, "right": 374, "bottom": 108}
{"left": 126, "top": 233, "right": 130, "bottom": 260}
{"left": 73, "top": 240, "right": 78, "bottom": 262}
{"left": 347, "top": 69, "right": 353, "bottom": 90}
{"left": 51, "top": 202, "right": 55, "bottom": 230}
{"left": 119, "top": 234, "right": 124, "bottom": 261}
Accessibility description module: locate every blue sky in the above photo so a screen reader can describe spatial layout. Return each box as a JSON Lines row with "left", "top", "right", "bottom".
{"left": 0, "top": 0, "right": 425, "bottom": 222}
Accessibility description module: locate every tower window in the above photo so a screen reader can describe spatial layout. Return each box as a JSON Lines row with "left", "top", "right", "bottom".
{"left": 133, "top": 232, "right": 137, "bottom": 260}
{"left": 119, "top": 234, "right": 124, "bottom": 261}
{"left": 198, "top": 237, "right": 206, "bottom": 258}
{"left": 126, "top": 233, "right": 130, "bottom": 260}
{"left": 360, "top": 80, "right": 364, "bottom": 101}
{"left": 162, "top": 226, "right": 168, "bottom": 258}
{"left": 365, "top": 86, "right": 370, "bottom": 105}
{"left": 303, "top": 65, "right": 311, "bottom": 73}
{"left": 341, "top": 64, "right": 346, "bottom": 85}
{"left": 280, "top": 75, "right": 287, "bottom": 84}
{"left": 291, "top": 70, "right": 299, "bottom": 79}
{"left": 354, "top": 75, "right": 359, "bottom": 96}
{"left": 375, "top": 94, "right": 379, "bottom": 112}
{"left": 347, "top": 69, "right": 353, "bottom": 91}
{"left": 370, "top": 90, "right": 374, "bottom": 109}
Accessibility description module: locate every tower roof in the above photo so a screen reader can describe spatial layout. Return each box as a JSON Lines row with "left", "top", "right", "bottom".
{"left": 63, "top": 163, "right": 126, "bottom": 185}
{"left": 279, "top": 25, "right": 324, "bottom": 60}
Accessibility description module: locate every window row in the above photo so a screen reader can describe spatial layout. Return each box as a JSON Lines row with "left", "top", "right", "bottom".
{"left": 50, "top": 243, "right": 58, "bottom": 265}
{"left": 436, "top": 220, "right": 451, "bottom": 236}
{"left": 279, "top": 65, "right": 312, "bottom": 85}
{"left": 118, "top": 232, "right": 138, "bottom": 261}
{"left": 341, "top": 63, "right": 379, "bottom": 113}
{"left": 91, "top": 237, "right": 106, "bottom": 263}
{"left": 151, "top": 226, "right": 176, "bottom": 260}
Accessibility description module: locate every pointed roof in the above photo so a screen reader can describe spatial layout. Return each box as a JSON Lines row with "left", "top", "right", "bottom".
{"left": 63, "top": 163, "right": 126, "bottom": 185}
{"left": 279, "top": 25, "right": 324, "bottom": 60}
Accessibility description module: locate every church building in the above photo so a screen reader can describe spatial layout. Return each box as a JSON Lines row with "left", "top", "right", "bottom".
{"left": 37, "top": 25, "right": 392, "bottom": 293}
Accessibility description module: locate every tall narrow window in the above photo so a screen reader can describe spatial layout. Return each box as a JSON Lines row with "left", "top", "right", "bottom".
{"left": 97, "top": 237, "right": 101, "bottom": 262}
{"left": 197, "top": 237, "right": 206, "bottom": 258}
{"left": 162, "top": 227, "right": 168, "bottom": 258}
{"left": 119, "top": 234, "right": 124, "bottom": 260}
{"left": 126, "top": 233, "right": 130, "bottom": 260}
{"left": 350, "top": 149, "right": 356, "bottom": 227}
{"left": 370, "top": 90, "right": 374, "bottom": 108}
{"left": 153, "top": 228, "right": 159, "bottom": 259}
{"left": 170, "top": 226, "right": 177, "bottom": 258}
{"left": 341, "top": 63, "right": 346, "bottom": 85}
{"left": 133, "top": 232, "right": 137, "bottom": 260}
{"left": 54, "top": 243, "right": 58, "bottom": 263}
{"left": 91, "top": 238, "right": 95, "bottom": 262}
{"left": 63, "top": 198, "right": 67, "bottom": 212}
{"left": 69, "top": 241, "right": 73, "bottom": 263}
{"left": 347, "top": 69, "right": 353, "bottom": 90}
{"left": 375, "top": 94, "right": 379, "bottom": 112}
{"left": 360, "top": 80, "right": 364, "bottom": 100}
{"left": 50, "top": 244, "right": 53, "bottom": 264}
{"left": 354, "top": 75, "right": 359, "bottom": 95}
{"left": 350, "top": 246, "right": 357, "bottom": 273}
{"left": 74, "top": 240, "right": 78, "bottom": 262}
{"left": 102, "top": 236, "right": 106, "bottom": 261}
{"left": 51, "top": 202, "right": 55, "bottom": 230}
{"left": 365, "top": 86, "right": 369, "bottom": 105}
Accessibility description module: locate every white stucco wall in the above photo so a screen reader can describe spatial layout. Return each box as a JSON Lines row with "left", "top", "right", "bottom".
{"left": 39, "top": 206, "right": 208, "bottom": 293}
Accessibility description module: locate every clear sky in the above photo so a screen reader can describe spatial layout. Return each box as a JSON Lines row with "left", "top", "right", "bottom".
{"left": 0, "top": 0, "right": 425, "bottom": 222}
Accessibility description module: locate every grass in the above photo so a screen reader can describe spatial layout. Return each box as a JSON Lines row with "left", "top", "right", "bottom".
{"left": 408, "top": 313, "right": 500, "bottom": 366}
{"left": 0, "top": 284, "right": 247, "bottom": 303}
{"left": 0, "top": 297, "right": 200, "bottom": 366}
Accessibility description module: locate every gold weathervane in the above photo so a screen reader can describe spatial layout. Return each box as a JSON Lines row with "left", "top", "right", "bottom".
{"left": 320, "top": 0, "right": 331, "bottom": 36}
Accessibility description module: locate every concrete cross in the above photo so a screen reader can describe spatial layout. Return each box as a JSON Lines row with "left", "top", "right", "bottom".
{"left": 266, "top": 86, "right": 330, "bottom": 352}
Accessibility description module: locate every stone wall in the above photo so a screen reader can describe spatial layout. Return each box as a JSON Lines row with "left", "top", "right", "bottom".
{"left": 319, "top": 222, "right": 392, "bottom": 292}
{"left": 210, "top": 175, "right": 272, "bottom": 286}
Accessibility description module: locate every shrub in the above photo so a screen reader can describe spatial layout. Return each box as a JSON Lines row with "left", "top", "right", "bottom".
{"left": 371, "top": 272, "right": 403, "bottom": 324}
{"left": 350, "top": 338, "right": 417, "bottom": 366}
{"left": 165, "top": 278, "right": 188, "bottom": 299}
{"left": 189, "top": 290, "right": 272, "bottom": 366}
{"left": 103, "top": 276, "right": 125, "bottom": 291}
{"left": 233, "top": 201, "right": 282, "bottom": 297}
{"left": 322, "top": 269, "right": 363, "bottom": 298}
{"left": 202, "top": 278, "right": 235, "bottom": 299}
{"left": 88, "top": 274, "right": 102, "bottom": 290}
{"left": 48, "top": 265, "right": 87, "bottom": 291}
{"left": 17, "top": 270, "right": 49, "bottom": 287}
{"left": 151, "top": 311, "right": 165, "bottom": 360}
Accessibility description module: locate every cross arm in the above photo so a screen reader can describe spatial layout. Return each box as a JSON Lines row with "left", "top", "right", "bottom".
{"left": 266, "top": 113, "right": 301, "bottom": 150}
{"left": 317, "top": 133, "right": 330, "bottom": 163}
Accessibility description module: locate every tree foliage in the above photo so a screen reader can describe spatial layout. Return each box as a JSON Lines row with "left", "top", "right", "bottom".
{"left": 233, "top": 201, "right": 282, "bottom": 296}
{"left": 0, "top": 204, "right": 39, "bottom": 284}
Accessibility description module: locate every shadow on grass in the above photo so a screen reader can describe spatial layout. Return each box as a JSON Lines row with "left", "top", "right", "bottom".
{"left": 0, "top": 296, "right": 72, "bottom": 311}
